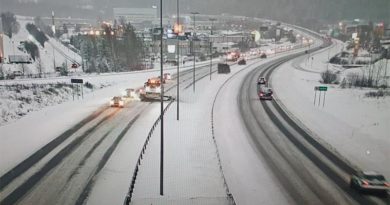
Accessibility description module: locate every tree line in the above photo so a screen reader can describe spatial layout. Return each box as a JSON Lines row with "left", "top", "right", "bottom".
{"left": 70, "top": 22, "right": 145, "bottom": 73}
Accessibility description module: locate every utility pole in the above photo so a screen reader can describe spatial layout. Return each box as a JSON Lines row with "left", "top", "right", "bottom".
{"left": 159, "top": 0, "right": 164, "bottom": 196}
{"left": 191, "top": 12, "right": 199, "bottom": 92}
{"left": 326, "top": 45, "right": 331, "bottom": 71}
{"left": 176, "top": 0, "right": 180, "bottom": 120}
{"left": 53, "top": 47, "right": 56, "bottom": 71}
{"left": 209, "top": 18, "right": 216, "bottom": 81}
{"left": 110, "top": 30, "right": 117, "bottom": 72}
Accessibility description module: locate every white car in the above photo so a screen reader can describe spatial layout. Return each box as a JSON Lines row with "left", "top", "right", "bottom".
{"left": 163, "top": 73, "right": 171, "bottom": 80}
{"left": 110, "top": 96, "right": 124, "bottom": 108}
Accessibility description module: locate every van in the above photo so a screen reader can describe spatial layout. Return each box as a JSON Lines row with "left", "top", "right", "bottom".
{"left": 218, "top": 63, "right": 230, "bottom": 74}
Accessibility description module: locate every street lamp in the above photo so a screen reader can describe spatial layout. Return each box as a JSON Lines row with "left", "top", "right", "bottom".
{"left": 209, "top": 18, "right": 216, "bottom": 81}
{"left": 159, "top": 0, "right": 164, "bottom": 196}
{"left": 209, "top": 18, "right": 216, "bottom": 35}
{"left": 191, "top": 11, "right": 199, "bottom": 92}
{"left": 176, "top": 0, "right": 180, "bottom": 120}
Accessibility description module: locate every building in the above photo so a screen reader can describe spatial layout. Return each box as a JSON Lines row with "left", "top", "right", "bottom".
{"left": 113, "top": 8, "right": 157, "bottom": 25}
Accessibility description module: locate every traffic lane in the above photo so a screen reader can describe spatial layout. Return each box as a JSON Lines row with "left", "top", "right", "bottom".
{"left": 240, "top": 71, "right": 331, "bottom": 205}
{"left": 242, "top": 61, "right": 357, "bottom": 204}
{"left": 212, "top": 66, "right": 296, "bottom": 204}
{"left": 0, "top": 106, "right": 118, "bottom": 201}
{"left": 257, "top": 57, "right": 387, "bottom": 204}
{"left": 12, "top": 102, "right": 147, "bottom": 205}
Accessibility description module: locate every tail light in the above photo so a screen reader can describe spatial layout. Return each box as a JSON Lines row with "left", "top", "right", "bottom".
{"left": 384, "top": 182, "right": 390, "bottom": 187}
{"left": 362, "top": 180, "right": 369, "bottom": 186}
{"left": 259, "top": 93, "right": 264, "bottom": 97}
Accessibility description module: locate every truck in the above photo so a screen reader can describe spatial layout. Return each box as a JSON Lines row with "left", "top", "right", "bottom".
{"left": 218, "top": 63, "right": 230, "bottom": 74}
{"left": 8, "top": 55, "right": 32, "bottom": 64}
{"left": 139, "top": 77, "right": 162, "bottom": 101}
{"left": 226, "top": 51, "right": 240, "bottom": 62}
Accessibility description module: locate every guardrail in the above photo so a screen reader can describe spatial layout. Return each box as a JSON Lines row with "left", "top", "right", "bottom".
{"left": 123, "top": 98, "right": 175, "bottom": 205}
{"left": 211, "top": 104, "right": 237, "bottom": 205}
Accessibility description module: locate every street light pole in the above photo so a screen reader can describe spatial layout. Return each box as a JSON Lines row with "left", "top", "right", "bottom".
{"left": 176, "top": 0, "right": 180, "bottom": 120}
{"left": 53, "top": 47, "right": 56, "bottom": 71}
{"left": 209, "top": 18, "right": 216, "bottom": 81}
{"left": 159, "top": 0, "right": 164, "bottom": 196}
{"left": 191, "top": 12, "right": 199, "bottom": 93}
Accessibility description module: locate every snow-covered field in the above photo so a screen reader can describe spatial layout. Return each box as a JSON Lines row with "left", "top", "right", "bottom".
{"left": 272, "top": 41, "right": 390, "bottom": 179}
{"left": 0, "top": 82, "right": 94, "bottom": 125}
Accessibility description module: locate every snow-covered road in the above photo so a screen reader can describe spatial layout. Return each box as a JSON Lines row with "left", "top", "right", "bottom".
{"left": 1, "top": 26, "right": 331, "bottom": 205}
{"left": 272, "top": 42, "right": 390, "bottom": 180}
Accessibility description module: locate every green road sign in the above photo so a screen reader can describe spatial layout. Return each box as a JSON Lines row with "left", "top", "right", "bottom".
{"left": 319, "top": 86, "right": 328, "bottom": 91}
{"left": 315, "top": 86, "right": 328, "bottom": 91}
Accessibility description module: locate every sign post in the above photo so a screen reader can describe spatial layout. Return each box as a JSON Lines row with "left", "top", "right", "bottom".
{"left": 71, "top": 78, "right": 84, "bottom": 100}
{"left": 314, "top": 86, "right": 328, "bottom": 107}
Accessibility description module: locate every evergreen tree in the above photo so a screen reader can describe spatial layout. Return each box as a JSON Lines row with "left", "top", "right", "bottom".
{"left": 1, "top": 12, "right": 20, "bottom": 38}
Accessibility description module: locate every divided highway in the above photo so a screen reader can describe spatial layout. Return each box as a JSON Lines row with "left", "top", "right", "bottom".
{"left": 237, "top": 48, "right": 389, "bottom": 204}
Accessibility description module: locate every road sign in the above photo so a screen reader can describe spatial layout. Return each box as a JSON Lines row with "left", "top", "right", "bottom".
{"left": 319, "top": 86, "right": 327, "bottom": 91}
{"left": 71, "top": 78, "right": 83, "bottom": 84}
{"left": 314, "top": 86, "right": 327, "bottom": 91}
{"left": 314, "top": 86, "right": 328, "bottom": 107}
{"left": 71, "top": 79, "right": 84, "bottom": 100}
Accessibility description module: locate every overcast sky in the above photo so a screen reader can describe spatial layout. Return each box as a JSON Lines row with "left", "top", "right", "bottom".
{"left": 0, "top": 0, "right": 389, "bottom": 23}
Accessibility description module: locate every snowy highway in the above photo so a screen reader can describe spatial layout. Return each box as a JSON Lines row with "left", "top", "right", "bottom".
{"left": 1, "top": 27, "right": 389, "bottom": 205}
{"left": 0, "top": 63, "right": 229, "bottom": 204}
{"left": 236, "top": 56, "right": 388, "bottom": 205}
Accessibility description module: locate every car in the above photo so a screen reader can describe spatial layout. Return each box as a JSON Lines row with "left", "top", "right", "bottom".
{"left": 257, "top": 77, "right": 267, "bottom": 85}
{"left": 55, "top": 67, "right": 62, "bottom": 72}
{"left": 109, "top": 96, "right": 125, "bottom": 107}
{"left": 260, "top": 53, "right": 267, "bottom": 58}
{"left": 258, "top": 86, "right": 273, "bottom": 100}
{"left": 13, "top": 71, "right": 24, "bottom": 77}
{"left": 71, "top": 63, "right": 78, "bottom": 68}
{"left": 350, "top": 171, "right": 389, "bottom": 195}
{"left": 163, "top": 73, "right": 171, "bottom": 80}
{"left": 123, "top": 88, "right": 136, "bottom": 98}
{"left": 238, "top": 58, "right": 246, "bottom": 65}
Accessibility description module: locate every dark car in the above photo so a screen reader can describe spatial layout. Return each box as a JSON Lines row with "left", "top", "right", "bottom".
{"left": 257, "top": 77, "right": 267, "bottom": 85}
{"left": 71, "top": 63, "right": 78, "bottom": 68}
{"left": 238, "top": 58, "right": 246, "bottom": 65}
{"left": 350, "top": 171, "right": 389, "bottom": 195}
{"left": 260, "top": 53, "right": 267, "bottom": 58}
{"left": 258, "top": 86, "right": 273, "bottom": 100}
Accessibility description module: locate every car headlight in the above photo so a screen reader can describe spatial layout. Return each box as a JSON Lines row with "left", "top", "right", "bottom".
{"left": 110, "top": 101, "right": 114, "bottom": 105}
